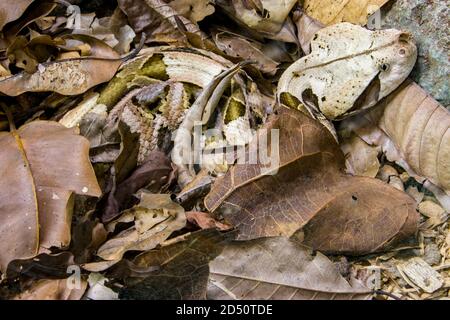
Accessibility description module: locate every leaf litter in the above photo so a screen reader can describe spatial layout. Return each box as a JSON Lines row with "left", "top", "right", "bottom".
{"left": 0, "top": 0, "right": 448, "bottom": 300}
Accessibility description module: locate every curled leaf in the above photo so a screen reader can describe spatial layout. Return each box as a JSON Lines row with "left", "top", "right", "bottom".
{"left": 0, "top": 121, "right": 101, "bottom": 272}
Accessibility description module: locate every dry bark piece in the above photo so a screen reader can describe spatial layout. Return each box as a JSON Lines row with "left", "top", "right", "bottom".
{"left": 205, "top": 107, "right": 419, "bottom": 255}
{"left": 209, "top": 237, "right": 372, "bottom": 300}
{"left": 278, "top": 23, "right": 417, "bottom": 120}
{"left": 397, "top": 257, "right": 444, "bottom": 293}
{"left": 302, "top": 0, "right": 389, "bottom": 26}
{"left": 0, "top": 121, "right": 101, "bottom": 272}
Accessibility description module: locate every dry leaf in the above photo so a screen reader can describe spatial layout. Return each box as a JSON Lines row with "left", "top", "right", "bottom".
{"left": 120, "top": 229, "right": 235, "bottom": 299}
{"left": 292, "top": 8, "right": 324, "bottom": 55}
{"left": 97, "top": 193, "right": 186, "bottom": 261}
{"left": 0, "top": 121, "right": 101, "bottom": 272}
{"left": 397, "top": 257, "right": 444, "bottom": 293}
{"left": 278, "top": 23, "right": 417, "bottom": 120}
{"left": 218, "top": 0, "right": 297, "bottom": 38}
{"left": 302, "top": 0, "right": 389, "bottom": 26}
{"left": 13, "top": 278, "right": 87, "bottom": 300}
{"left": 0, "top": 35, "right": 123, "bottom": 96}
{"left": 0, "top": 0, "right": 35, "bottom": 31}
{"left": 169, "top": 0, "right": 215, "bottom": 22}
{"left": 209, "top": 237, "right": 372, "bottom": 300}
{"left": 186, "top": 211, "right": 232, "bottom": 231}
{"left": 205, "top": 107, "right": 419, "bottom": 255}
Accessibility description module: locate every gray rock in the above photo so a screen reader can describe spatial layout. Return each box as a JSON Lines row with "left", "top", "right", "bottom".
{"left": 382, "top": 0, "right": 449, "bottom": 107}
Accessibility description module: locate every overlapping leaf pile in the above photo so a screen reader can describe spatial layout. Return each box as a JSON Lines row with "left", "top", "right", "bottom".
{"left": 0, "top": 0, "right": 448, "bottom": 300}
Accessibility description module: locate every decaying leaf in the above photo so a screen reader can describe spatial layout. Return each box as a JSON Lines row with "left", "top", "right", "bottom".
{"left": 120, "top": 229, "right": 235, "bottom": 300}
{"left": 344, "top": 80, "right": 450, "bottom": 203}
{"left": 97, "top": 192, "right": 186, "bottom": 261}
{"left": 0, "top": 121, "right": 101, "bottom": 272}
{"left": 13, "top": 278, "right": 87, "bottom": 300}
{"left": 205, "top": 107, "right": 419, "bottom": 255}
{"left": 278, "top": 23, "right": 417, "bottom": 120}
{"left": 209, "top": 237, "right": 372, "bottom": 300}
{"left": 302, "top": 0, "right": 389, "bottom": 26}
{"left": 0, "top": 35, "right": 125, "bottom": 96}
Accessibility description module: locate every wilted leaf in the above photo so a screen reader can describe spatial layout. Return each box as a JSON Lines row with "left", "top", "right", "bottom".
{"left": 97, "top": 193, "right": 186, "bottom": 261}
{"left": 0, "top": 35, "right": 123, "bottom": 96}
{"left": 205, "top": 107, "right": 419, "bottom": 255}
{"left": 13, "top": 278, "right": 87, "bottom": 300}
{"left": 0, "top": 121, "right": 101, "bottom": 272}
{"left": 302, "top": 0, "right": 389, "bottom": 26}
{"left": 209, "top": 237, "right": 372, "bottom": 300}
{"left": 120, "top": 229, "right": 235, "bottom": 300}
{"left": 278, "top": 23, "right": 417, "bottom": 120}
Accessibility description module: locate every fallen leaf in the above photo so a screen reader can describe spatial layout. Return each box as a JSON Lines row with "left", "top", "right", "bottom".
{"left": 119, "top": 229, "right": 235, "bottom": 300}
{"left": 169, "top": 0, "right": 215, "bottom": 22}
{"left": 217, "top": 0, "right": 297, "bottom": 40}
{"left": 292, "top": 8, "right": 325, "bottom": 55}
{"left": 278, "top": 23, "right": 417, "bottom": 120}
{"left": 209, "top": 237, "right": 372, "bottom": 300}
{"left": 186, "top": 211, "right": 232, "bottom": 231}
{"left": 0, "top": 121, "right": 101, "bottom": 272}
{"left": 0, "top": 0, "right": 35, "bottom": 31}
{"left": 97, "top": 192, "right": 186, "bottom": 261}
{"left": 302, "top": 0, "right": 389, "bottom": 26}
{"left": 102, "top": 150, "right": 175, "bottom": 222}
{"left": 0, "top": 35, "right": 123, "bottom": 96}
{"left": 205, "top": 107, "right": 419, "bottom": 255}
{"left": 13, "top": 278, "right": 87, "bottom": 300}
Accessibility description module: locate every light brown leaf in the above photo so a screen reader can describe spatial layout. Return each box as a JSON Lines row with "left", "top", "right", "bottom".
{"left": 0, "top": 121, "right": 101, "bottom": 272}
{"left": 0, "top": 0, "right": 35, "bottom": 31}
{"left": 0, "top": 35, "right": 122, "bottom": 96}
{"left": 205, "top": 107, "right": 419, "bottom": 255}
{"left": 302, "top": 0, "right": 389, "bottom": 26}
{"left": 209, "top": 237, "right": 372, "bottom": 300}
{"left": 97, "top": 193, "right": 186, "bottom": 261}
{"left": 169, "top": 0, "right": 215, "bottom": 22}
{"left": 341, "top": 134, "right": 381, "bottom": 178}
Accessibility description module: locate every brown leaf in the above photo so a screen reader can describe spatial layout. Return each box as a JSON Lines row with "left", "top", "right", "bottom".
{"left": 169, "top": 0, "right": 215, "bottom": 22}
{"left": 341, "top": 134, "right": 381, "bottom": 178}
{"left": 186, "top": 211, "right": 232, "bottom": 231}
{"left": 0, "top": 35, "right": 122, "bottom": 96}
{"left": 0, "top": 0, "right": 35, "bottom": 31}
{"left": 209, "top": 237, "right": 372, "bottom": 300}
{"left": 205, "top": 107, "right": 419, "bottom": 255}
{"left": 13, "top": 278, "right": 87, "bottom": 300}
{"left": 119, "top": 229, "right": 235, "bottom": 299}
{"left": 103, "top": 150, "right": 175, "bottom": 222}
{"left": 0, "top": 121, "right": 101, "bottom": 272}
{"left": 97, "top": 192, "right": 186, "bottom": 261}
{"left": 302, "top": 0, "right": 389, "bottom": 26}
